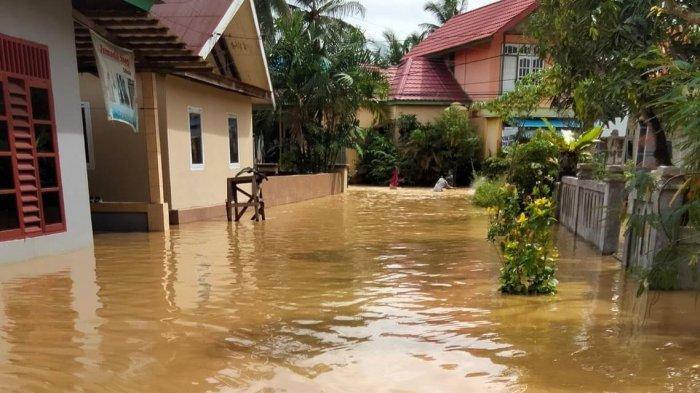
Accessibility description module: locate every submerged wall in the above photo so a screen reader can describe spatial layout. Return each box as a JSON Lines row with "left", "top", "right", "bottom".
{"left": 263, "top": 172, "right": 346, "bottom": 208}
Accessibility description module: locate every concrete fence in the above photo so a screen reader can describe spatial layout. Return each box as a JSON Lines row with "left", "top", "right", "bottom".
{"left": 622, "top": 166, "right": 699, "bottom": 289}
{"left": 263, "top": 168, "right": 348, "bottom": 208}
{"left": 557, "top": 164, "right": 626, "bottom": 255}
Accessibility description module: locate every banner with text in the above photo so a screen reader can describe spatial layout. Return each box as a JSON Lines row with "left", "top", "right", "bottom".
{"left": 90, "top": 31, "right": 138, "bottom": 132}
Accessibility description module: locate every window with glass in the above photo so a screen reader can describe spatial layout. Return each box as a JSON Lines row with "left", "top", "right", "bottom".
{"left": 228, "top": 116, "right": 239, "bottom": 167}
{"left": 501, "top": 44, "right": 544, "bottom": 93}
{"left": 188, "top": 108, "right": 204, "bottom": 169}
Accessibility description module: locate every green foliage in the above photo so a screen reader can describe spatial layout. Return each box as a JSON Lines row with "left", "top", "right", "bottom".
{"left": 481, "top": 153, "right": 510, "bottom": 180}
{"left": 400, "top": 105, "right": 480, "bottom": 186}
{"left": 481, "top": 69, "right": 561, "bottom": 122}
{"left": 528, "top": 0, "right": 697, "bottom": 154}
{"left": 355, "top": 130, "right": 398, "bottom": 185}
{"left": 355, "top": 106, "right": 480, "bottom": 186}
{"left": 375, "top": 30, "right": 425, "bottom": 66}
{"left": 507, "top": 132, "right": 560, "bottom": 199}
{"left": 261, "top": 7, "right": 388, "bottom": 173}
{"left": 472, "top": 177, "right": 507, "bottom": 208}
{"left": 497, "top": 198, "right": 559, "bottom": 295}
{"left": 538, "top": 124, "right": 603, "bottom": 177}
{"left": 485, "top": 184, "right": 522, "bottom": 242}
{"left": 395, "top": 114, "right": 420, "bottom": 142}
{"left": 421, "top": 0, "right": 468, "bottom": 33}
{"left": 484, "top": 186, "right": 559, "bottom": 295}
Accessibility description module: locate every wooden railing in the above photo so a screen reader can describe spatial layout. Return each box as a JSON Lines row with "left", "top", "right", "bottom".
{"left": 557, "top": 164, "right": 626, "bottom": 255}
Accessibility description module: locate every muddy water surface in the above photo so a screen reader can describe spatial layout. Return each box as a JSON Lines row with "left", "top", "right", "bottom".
{"left": 0, "top": 187, "right": 698, "bottom": 392}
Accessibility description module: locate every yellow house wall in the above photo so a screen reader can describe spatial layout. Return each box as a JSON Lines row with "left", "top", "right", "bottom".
{"left": 80, "top": 73, "right": 150, "bottom": 203}
{"left": 163, "top": 75, "right": 254, "bottom": 211}
{"left": 391, "top": 105, "right": 447, "bottom": 124}
{"left": 470, "top": 116, "right": 503, "bottom": 158}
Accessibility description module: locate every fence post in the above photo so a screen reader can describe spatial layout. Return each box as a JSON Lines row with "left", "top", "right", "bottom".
{"left": 600, "top": 165, "right": 625, "bottom": 254}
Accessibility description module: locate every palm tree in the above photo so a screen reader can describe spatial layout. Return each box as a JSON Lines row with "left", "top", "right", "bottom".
{"left": 420, "top": 0, "right": 468, "bottom": 33}
{"left": 291, "top": 0, "right": 366, "bottom": 25}
{"left": 379, "top": 30, "right": 426, "bottom": 65}
{"left": 254, "top": 0, "right": 290, "bottom": 39}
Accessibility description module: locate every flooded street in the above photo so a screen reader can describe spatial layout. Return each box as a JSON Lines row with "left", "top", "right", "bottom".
{"left": 0, "top": 187, "right": 698, "bottom": 392}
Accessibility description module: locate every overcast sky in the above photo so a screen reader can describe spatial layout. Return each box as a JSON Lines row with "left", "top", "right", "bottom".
{"left": 342, "top": 0, "right": 499, "bottom": 44}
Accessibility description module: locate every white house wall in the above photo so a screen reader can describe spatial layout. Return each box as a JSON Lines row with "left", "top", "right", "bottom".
{"left": 0, "top": 0, "right": 93, "bottom": 264}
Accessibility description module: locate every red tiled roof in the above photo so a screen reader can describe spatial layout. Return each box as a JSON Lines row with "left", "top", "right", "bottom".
{"left": 388, "top": 57, "right": 468, "bottom": 102}
{"left": 405, "top": 0, "right": 538, "bottom": 59}
{"left": 151, "top": 0, "right": 235, "bottom": 56}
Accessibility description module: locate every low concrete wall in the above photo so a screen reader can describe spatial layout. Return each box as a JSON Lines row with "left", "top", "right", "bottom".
{"left": 557, "top": 164, "right": 625, "bottom": 255}
{"left": 263, "top": 171, "right": 346, "bottom": 207}
{"left": 90, "top": 170, "right": 348, "bottom": 230}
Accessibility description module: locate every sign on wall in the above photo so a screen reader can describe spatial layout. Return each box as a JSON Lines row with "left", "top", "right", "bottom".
{"left": 90, "top": 31, "right": 138, "bottom": 133}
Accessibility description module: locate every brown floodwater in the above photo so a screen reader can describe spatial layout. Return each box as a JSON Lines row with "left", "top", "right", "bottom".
{"left": 0, "top": 187, "right": 698, "bottom": 392}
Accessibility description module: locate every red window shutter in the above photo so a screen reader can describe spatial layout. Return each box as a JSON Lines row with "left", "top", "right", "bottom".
{"left": 0, "top": 33, "right": 65, "bottom": 241}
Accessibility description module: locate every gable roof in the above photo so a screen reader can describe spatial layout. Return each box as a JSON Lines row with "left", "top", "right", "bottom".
{"left": 388, "top": 57, "right": 468, "bottom": 103}
{"left": 151, "top": 0, "right": 244, "bottom": 58}
{"left": 405, "top": 0, "right": 538, "bottom": 59}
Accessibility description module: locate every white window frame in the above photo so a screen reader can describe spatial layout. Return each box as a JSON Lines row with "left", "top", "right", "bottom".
{"left": 227, "top": 114, "right": 241, "bottom": 170}
{"left": 188, "top": 106, "right": 205, "bottom": 171}
{"left": 80, "top": 102, "right": 95, "bottom": 170}
{"left": 501, "top": 44, "right": 543, "bottom": 94}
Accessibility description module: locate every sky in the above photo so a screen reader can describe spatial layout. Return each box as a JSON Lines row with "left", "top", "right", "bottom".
{"left": 342, "top": 0, "right": 499, "bottom": 44}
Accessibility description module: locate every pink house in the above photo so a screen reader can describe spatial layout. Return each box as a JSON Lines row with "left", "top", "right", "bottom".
{"left": 381, "top": 0, "right": 576, "bottom": 156}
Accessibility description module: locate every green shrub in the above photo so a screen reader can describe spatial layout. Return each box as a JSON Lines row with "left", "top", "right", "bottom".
{"left": 498, "top": 197, "right": 559, "bottom": 294}
{"left": 355, "top": 130, "right": 397, "bottom": 185}
{"left": 487, "top": 193, "right": 559, "bottom": 295}
{"left": 484, "top": 184, "right": 559, "bottom": 295}
{"left": 507, "top": 132, "right": 560, "bottom": 198}
{"left": 472, "top": 177, "right": 506, "bottom": 208}
{"left": 481, "top": 154, "right": 510, "bottom": 180}
{"left": 399, "top": 105, "right": 480, "bottom": 186}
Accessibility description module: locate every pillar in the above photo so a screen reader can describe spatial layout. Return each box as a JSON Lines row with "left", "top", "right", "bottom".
{"left": 140, "top": 72, "right": 169, "bottom": 232}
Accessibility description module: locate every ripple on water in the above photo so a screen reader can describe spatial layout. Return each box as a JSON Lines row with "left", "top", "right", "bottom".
{"left": 0, "top": 187, "right": 697, "bottom": 392}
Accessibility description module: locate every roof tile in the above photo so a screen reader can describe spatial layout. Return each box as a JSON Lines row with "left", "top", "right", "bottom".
{"left": 151, "top": 0, "right": 234, "bottom": 55}
{"left": 388, "top": 58, "right": 467, "bottom": 102}
{"left": 405, "top": 0, "right": 537, "bottom": 59}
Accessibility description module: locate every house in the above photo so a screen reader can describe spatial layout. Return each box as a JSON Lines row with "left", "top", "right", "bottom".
{"left": 80, "top": 0, "right": 274, "bottom": 231}
{"left": 0, "top": 0, "right": 273, "bottom": 264}
{"left": 368, "top": 0, "right": 576, "bottom": 157}
{"left": 0, "top": 0, "right": 121, "bottom": 263}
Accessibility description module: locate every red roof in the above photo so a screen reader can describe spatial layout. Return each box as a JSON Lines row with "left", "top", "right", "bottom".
{"left": 405, "top": 0, "right": 538, "bottom": 59}
{"left": 388, "top": 58, "right": 468, "bottom": 102}
{"left": 151, "top": 0, "right": 236, "bottom": 56}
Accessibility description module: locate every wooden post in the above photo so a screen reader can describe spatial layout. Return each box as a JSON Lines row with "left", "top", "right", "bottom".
{"left": 141, "top": 72, "right": 169, "bottom": 232}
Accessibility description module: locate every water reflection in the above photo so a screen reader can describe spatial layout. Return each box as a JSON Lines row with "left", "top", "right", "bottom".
{"left": 0, "top": 187, "right": 697, "bottom": 392}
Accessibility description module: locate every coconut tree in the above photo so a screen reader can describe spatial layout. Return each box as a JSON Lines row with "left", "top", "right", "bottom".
{"left": 420, "top": 0, "right": 468, "bottom": 33}
{"left": 291, "top": 0, "right": 366, "bottom": 25}
{"left": 264, "top": 9, "right": 388, "bottom": 172}
{"left": 378, "top": 30, "right": 426, "bottom": 66}
{"left": 254, "top": 0, "right": 290, "bottom": 39}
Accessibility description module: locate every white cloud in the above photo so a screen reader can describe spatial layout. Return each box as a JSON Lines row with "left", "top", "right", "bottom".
{"left": 344, "top": 0, "right": 500, "bottom": 43}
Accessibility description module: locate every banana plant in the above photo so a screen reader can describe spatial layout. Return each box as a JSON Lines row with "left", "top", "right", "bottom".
{"left": 541, "top": 119, "right": 603, "bottom": 178}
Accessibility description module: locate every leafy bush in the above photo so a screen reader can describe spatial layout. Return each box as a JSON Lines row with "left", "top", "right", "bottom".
{"left": 395, "top": 114, "right": 420, "bottom": 142}
{"left": 481, "top": 153, "right": 510, "bottom": 180}
{"left": 355, "top": 130, "right": 398, "bottom": 185}
{"left": 472, "top": 177, "right": 506, "bottom": 208}
{"left": 507, "top": 131, "right": 560, "bottom": 198}
{"left": 496, "top": 197, "right": 559, "bottom": 295}
{"left": 399, "top": 105, "right": 480, "bottom": 186}
{"left": 483, "top": 184, "right": 559, "bottom": 295}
